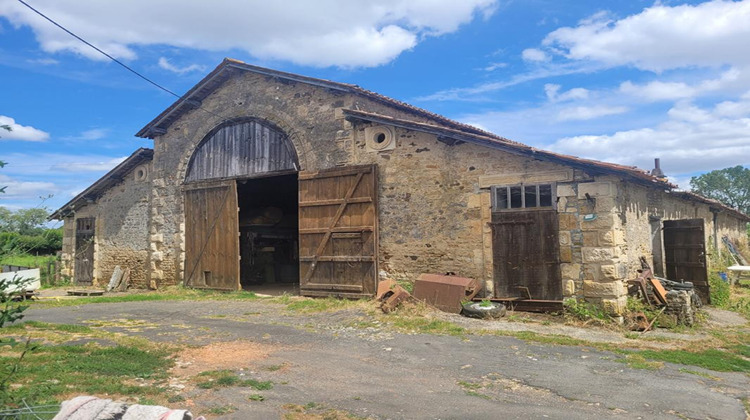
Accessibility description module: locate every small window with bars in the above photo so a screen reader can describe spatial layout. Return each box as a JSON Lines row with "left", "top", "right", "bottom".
{"left": 492, "top": 183, "right": 555, "bottom": 211}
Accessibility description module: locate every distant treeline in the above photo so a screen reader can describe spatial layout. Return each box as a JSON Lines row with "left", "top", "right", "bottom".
{"left": 0, "top": 207, "right": 62, "bottom": 255}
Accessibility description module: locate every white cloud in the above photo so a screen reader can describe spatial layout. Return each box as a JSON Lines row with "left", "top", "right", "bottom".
{"left": 541, "top": 0, "right": 750, "bottom": 72}
{"left": 0, "top": 115, "right": 49, "bottom": 141}
{"left": 50, "top": 157, "right": 126, "bottom": 172}
{"left": 483, "top": 62, "right": 507, "bottom": 72}
{"left": 545, "top": 84, "right": 589, "bottom": 102}
{"left": 2, "top": 153, "right": 127, "bottom": 175}
{"left": 556, "top": 105, "right": 627, "bottom": 121}
{"left": 521, "top": 48, "right": 549, "bottom": 62}
{"left": 619, "top": 68, "right": 746, "bottom": 101}
{"left": 0, "top": 0, "right": 497, "bottom": 68}
{"left": 158, "top": 57, "right": 206, "bottom": 74}
{"left": 0, "top": 174, "right": 57, "bottom": 199}
{"left": 62, "top": 128, "right": 109, "bottom": 141}
{"left": 547, "top": 98, "right": 750, "bottom": 183}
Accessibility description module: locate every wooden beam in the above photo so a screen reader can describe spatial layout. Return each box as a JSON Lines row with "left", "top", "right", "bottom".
{"left": 299, "top": 197, "right": 372, "bottom": 207}
{"left": 299, "top": 226, "right": 374, "bottom": 235}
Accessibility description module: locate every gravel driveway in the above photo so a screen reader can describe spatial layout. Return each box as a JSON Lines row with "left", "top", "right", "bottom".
{"left": 26, "top": 300, "right": 750, "bottom": 420}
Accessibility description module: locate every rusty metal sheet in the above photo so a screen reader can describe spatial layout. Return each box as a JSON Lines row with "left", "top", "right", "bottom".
{"left": 413, "top": 273, "right": 481, "bottom": 313}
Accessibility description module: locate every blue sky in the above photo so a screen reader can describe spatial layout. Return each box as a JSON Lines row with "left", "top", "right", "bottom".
{"left": 1, "top": 0, "right": 749, "bottom": 214}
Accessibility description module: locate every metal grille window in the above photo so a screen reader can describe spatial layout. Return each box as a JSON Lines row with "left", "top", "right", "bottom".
{"left": 492, "top": 183, "right": 555, "bottom": 211}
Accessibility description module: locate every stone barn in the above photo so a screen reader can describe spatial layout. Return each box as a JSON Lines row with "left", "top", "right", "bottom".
{"left": 51, "top": 58, "right": 750, "bottom": 313}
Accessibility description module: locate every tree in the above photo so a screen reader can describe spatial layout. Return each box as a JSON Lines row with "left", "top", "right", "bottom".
{"left": 690, "top": 165, "right": 750, "bottom": 215}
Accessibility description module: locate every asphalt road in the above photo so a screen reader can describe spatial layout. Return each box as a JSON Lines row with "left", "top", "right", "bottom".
{"left": 26, "top": 300, "right": 750, "bottom": 419}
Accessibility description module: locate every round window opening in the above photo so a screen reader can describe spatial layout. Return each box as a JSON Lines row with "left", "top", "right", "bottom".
{"left": 374, "top": 132, "right": 387, "bottom": 144}
{"left": 135, "top": 167, "right": 148, "bottom": 181}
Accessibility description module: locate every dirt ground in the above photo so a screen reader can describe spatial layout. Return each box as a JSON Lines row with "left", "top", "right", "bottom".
{"left": 25, "top": 297, "right": 750, "bottom": 420}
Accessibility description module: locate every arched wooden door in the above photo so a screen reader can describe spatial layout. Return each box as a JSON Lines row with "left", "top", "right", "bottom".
{"left": 183, "top": 119, "right": 297, "bottom": 290}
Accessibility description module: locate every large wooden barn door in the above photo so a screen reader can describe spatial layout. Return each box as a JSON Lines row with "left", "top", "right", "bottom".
{"left": 74, "top": 217, "right": 95, "bottom": 286}
{"left": 663, "top": 219, "right": 709, "bottom": 303}
{"left": 298, "top": 165, "right": 378, "bottom": 298}
{"left": 184, "top": 181, "right": 240, "bottom": 290}
{"left": 491, "top": 210, "right": 562, "bottom": 300}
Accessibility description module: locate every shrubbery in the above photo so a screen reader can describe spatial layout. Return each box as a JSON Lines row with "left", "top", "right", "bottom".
{"left": 0, "top": 228, "right": 62, "bottom": 255}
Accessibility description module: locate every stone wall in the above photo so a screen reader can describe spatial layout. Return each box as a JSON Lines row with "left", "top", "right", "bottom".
{"left": 554, "top": 177, "right": 629, "bottom": 314}
{"left": 59, "top": 162, "right": 151, "bottom": 287}
{"left": 619, "top": 182, "right": 749, "bottom": 278}
{"left": 149, "top": 70, "right": 574, "bottom": 288}
{"left": 142, "top": 68, "right": 748, "bottom": 316}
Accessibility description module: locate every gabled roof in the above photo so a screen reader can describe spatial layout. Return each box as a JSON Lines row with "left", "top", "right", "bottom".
{"left": 135, "top": 59, "right": 747, "bottom": 221}
{"left": 136, "top": 58, "right": 510, "bottom": 141}
{"left": 50, "top": 148, "right": 153, "bottom": 220}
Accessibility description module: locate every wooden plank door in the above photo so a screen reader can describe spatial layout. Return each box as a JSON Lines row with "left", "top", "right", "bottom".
{"left": 491, "top": 210, "right": 562, "bottom": 300}
{"left": 74, "top": 217, "right": 95, "bottom": 285}
{"left": 298, "top": 165, "right": 378, "bottom": 298}
{"left": 663, "top": 219, "right": 709, "bottom": 303}
{"left": 184, "top": 180, "right": 240, "bottom": 290}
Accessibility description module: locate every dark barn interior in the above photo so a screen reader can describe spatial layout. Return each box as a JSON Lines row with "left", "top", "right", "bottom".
{"left": 237, "top": 173, "right": 299, "bottom": 292}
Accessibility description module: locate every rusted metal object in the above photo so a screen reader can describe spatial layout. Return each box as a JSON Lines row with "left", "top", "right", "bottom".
{"left": 413, "top": 273, "right": 481, "bottom": 313}
{"left": 375, "top": 279, "right": 410, "bottom": 313}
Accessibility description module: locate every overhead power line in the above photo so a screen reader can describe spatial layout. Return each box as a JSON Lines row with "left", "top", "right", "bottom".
{"left": 17, "top": 0, "right": 181, "bottom": 99}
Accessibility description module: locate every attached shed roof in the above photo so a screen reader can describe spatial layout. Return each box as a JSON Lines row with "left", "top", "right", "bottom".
{"left": 342, "top": 109, "right": 675, "bottom": 189}
{"left": 49, "top": 148, "right": 153, "bottom": 220}
{"left": 670, "top": 190, "right": 750, "bottom": 222}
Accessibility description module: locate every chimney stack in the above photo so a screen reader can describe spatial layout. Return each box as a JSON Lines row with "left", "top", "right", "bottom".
{"left": 650, "top": 158, "right": 665, "bottom": 178}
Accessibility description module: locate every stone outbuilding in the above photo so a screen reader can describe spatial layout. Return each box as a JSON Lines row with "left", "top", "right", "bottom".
{"left": 51, "top": 59, "right": 750, "bottom": 313}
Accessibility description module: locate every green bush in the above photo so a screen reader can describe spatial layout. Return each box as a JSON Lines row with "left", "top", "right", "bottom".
{"left": 0, "top": 228, "right": 62, "bottom": 255}
{"left": 709, "top": 272, "right": 731, "bottom": 307}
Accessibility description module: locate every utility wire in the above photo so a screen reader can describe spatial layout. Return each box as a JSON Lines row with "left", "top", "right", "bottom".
{"left": 17, "top": 0, "right": 181, "bottom": 99}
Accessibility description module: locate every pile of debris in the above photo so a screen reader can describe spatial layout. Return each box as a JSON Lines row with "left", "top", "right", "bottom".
{"left": 627, "top": 257, "right": 701, "bottom": 329}
{"left": 376, "top": 273, "right": 506, "bottom": 319}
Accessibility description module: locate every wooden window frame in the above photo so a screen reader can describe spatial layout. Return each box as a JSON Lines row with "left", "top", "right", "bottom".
{"left": 491, "top": 182, "right": 557, "bottom": 212}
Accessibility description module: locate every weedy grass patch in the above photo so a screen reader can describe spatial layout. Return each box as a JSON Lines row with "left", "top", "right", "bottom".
{"left": 195, "top": 370, "right": 273, "bottom": 390}
{"left": 30, "top": 288, "right": 260, "bottom": 308}
{"left": 388, "top": 317, "right": 466, "bottom": 336}
{"left": 637, "top": 349, "right": 750, "bottom": 373}
{"left": 0, "top": 329, "right": 174, "bottom": 409}
{"left": 283, "top": 297, "right": 364, "bottom": 313}
{"left": 282, "top": 402, "right": 371, "bottom": 420}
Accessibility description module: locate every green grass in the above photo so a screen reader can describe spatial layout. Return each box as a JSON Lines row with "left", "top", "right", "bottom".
{"left": 207, "top": 405, "right": 237, "bottom": 415}
{"left": 283, "top": 297, "right": 361, "bottom": 313}
{"left": 389, "top": 317, "right": 466, "bottom": 336}
{"left": 615, "top": 354, "right": 664, "bottom": 370}
{"left": 637, "top": 349, "right": 750, "bottom": 373}
{"left": 465, "top": 390, "right": 491, "bottom": 399}
{"left": 30, "top": 288, "right": 260, "bottom": 307}
{"left": 457, "top": 380, "right": 482, "bottom": 390}
{"left": 248, "top": 394, "right": 265, "bottom": 402}
{"left": 0, "top": 338, "right": 173, "bottom": 408}
{"left": 0, "top": 253, "right": 63, "bottom": 287}
{"left": 195, "top": 370, "right": 273, "bottom": 390}
{"left": 678, "top": 368, "right": 721, "bottom": 381}
{"left": 0, "top": 254, "right": 56, "bottom": 269}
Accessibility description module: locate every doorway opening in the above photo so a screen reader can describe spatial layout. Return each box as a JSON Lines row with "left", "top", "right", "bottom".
{"left": 237, "top": 173, "right": 299, "bottom": 295}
